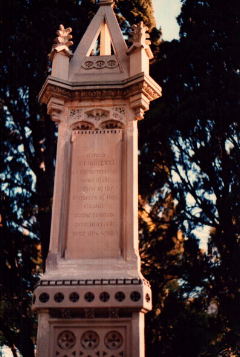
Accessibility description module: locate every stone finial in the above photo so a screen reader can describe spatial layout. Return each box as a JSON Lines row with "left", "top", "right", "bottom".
{"left": 128, "top": 21, "right": 153, "bottom": 59}
{"left": 49, "top": 24, "right": 73, "bottom": 61}
{"left": 130, "top": 22, "right": 151, "bottom": 47}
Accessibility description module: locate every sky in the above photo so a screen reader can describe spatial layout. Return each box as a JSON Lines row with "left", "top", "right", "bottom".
{"left": 152, "top": 0, "right": 182, "bottom": 41}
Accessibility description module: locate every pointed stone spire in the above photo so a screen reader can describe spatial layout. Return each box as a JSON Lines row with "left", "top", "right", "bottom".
{"left": 49, "top": 24, "right": 73, "bottom": 81}
{"left": 49, "top": 24, "right": 73, "bottom": 61}
{"left": 127, "top": 21, "right": 154, "bottom": 79}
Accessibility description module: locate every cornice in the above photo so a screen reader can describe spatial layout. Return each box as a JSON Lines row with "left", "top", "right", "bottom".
{"left": 39, "top": 73, "right": 162, "bottom": 105}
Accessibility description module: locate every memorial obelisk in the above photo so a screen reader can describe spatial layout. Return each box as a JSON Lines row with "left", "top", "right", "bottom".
{"left": 33, "top": 1, "right": 162, "bottom": 356}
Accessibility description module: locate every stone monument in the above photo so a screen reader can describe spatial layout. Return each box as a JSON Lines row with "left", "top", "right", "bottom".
{"left": 33, "top": 1, "right": 162, "bottom": 356}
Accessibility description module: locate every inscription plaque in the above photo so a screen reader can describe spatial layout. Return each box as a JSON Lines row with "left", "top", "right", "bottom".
{"left": 66, "top": 130, "right": 122, "bottom": 259}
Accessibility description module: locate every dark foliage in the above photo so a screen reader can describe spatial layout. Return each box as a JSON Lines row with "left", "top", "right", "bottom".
{"left": 139, "top": 0, "right": 240, "bottom": 355}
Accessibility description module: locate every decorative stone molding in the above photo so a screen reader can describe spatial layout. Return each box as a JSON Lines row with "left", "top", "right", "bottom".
{"left": 68, "top": 107, "right": 126, "bottom": 130}
{"left": 39, "top": 76, "right": 161, "bottom": 108}
{"left": 101, "top": 120, "right": 123, "bottom": 129}
{"left": 49, "top": 24, "right": 73, "bottom": 61}
{"left": 82, "top": 57, "right": 119, "bottom": 70}
{"left": 50, "top": 308, "right": 131, "bottom": 319}
{"left": 84, "top": 309, "right": 95, "bottom": 319}
{"left": 72, "top": 121, "right": 95, "bottom": 130}
{"left": 32, "top": 281, "right": 152, "bottom": 313}
{"left": 113, "top": 106, "right": 126, "bottom": 115}
{"left": 85, "top": 108, "right": 109, "bottom": 120}
{"left": 38, "top": 278, "right": 144, "bottom": 286}
{"left": 108, "top": 308, "right": 119, "bottom": 318}
{"left": 69, "top": 108, "right": 83, "bottom": 122}
{"left": 47, "top": 97, "right": 65, "bottom": 122}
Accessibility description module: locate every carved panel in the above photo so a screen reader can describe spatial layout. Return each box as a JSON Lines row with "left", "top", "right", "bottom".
{"left": 81, "top": 56, "right": 119, "bottom": 70}
{"left": 68, "top": 106, "right": 126, "bottom": 130}
{"left": 53, "top": 325, "right": 127, "bottom": 357}
{"left": 66, "top": 130, "right": 122, "bottom": 259}
{"left": 85, "top": 109, "right": 110, "bottom": 121}
{"left": 69, "top": 108, "right": 83, "bottom": 122}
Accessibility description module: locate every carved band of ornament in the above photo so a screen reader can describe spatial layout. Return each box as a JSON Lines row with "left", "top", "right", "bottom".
{"left": 71, "top": 120, "right": 124, "bottom": 131}
{"left": 38, "top": 278, "right": 143, "bottom": 286}
{"left": 72, "top": 129, "right": 122, "bottom": 139}
{"left": 41, "top": 81, "right": 159, "bottom": 104}
{"left": 72, "top": 121, "right": 94, "bottom": 130}
{"left": 114, "top": 106, "right": 126, "bottom": 115}
{"left": 85, "top": 108, "right": 109, "bottom": 120}
{"left": 142, "top": 82, "right": 160, "bottom": 99}
{"left": 101, "top": 120, "right": 123, "bottom": 129}
{"left": 82, "top": 59, "right": 118, "bottom": 70}
{"left": 68, "top": 108, "right": 125, "bottom": 127}
{"left": 79, "top": 89, "right": 127, "bottom": 99}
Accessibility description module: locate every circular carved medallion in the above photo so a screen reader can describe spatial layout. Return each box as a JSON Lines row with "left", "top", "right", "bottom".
{"left": 104, "top": 331, "right": 123, "bottom": 350}
{"left": 57, "top": 330, "right": 76, "bottom": 350}
{"left": 81, "top": 331, "right": 99, "bottom": 350}
{"left": 96, "top": 60, "right": 105, "bottom": 68}
{"left": 99, "top": 291, "right": 110, "bottom": 302}
{"left": 115, "top": 291, "right": 125, "bottom": 302}
{"left": 84, "top": 292, "right": 95, "bottom": 302}
{"left": 69, "top": 292, "right": 79, "bottom": 302}
{"left": 84, "top": 61, "right": 94, "bottom": 68}
{"left": 54, "top": 292, "right": 64, "bottom": 303}
{"left": 107, "top": 59, "right": 117, "bottom": 68}
{"left": 39, "top": 292, "right": 49, "bottom": 303}
{"left": 130, "top": 291, "right": 141, "bottom": 302}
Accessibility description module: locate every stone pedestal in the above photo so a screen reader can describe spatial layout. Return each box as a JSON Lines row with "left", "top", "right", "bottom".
{"left": 33, "top": 2, "right": 161, "bottom": 356}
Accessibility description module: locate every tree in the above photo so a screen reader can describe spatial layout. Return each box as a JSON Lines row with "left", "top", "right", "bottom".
{"left": 116, "top": 0, "right": 156, "bottom": 29}
{"left": 139, "top": 0, "right": 240, "bottom": 355}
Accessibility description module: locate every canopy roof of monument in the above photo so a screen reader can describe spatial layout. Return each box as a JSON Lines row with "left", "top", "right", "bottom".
{"left": 69, "top": 0, "right": 129, "bottom": 82}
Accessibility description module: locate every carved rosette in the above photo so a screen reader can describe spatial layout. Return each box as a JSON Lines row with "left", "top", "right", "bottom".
{"left": 57, "top": 330, "right": 76, "bottom": 350}
{"left": 54, "top": 327, "right": 126, "bottom": 357}
{"left": 82, "top": 57, "right": 118, "bottom": 70}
